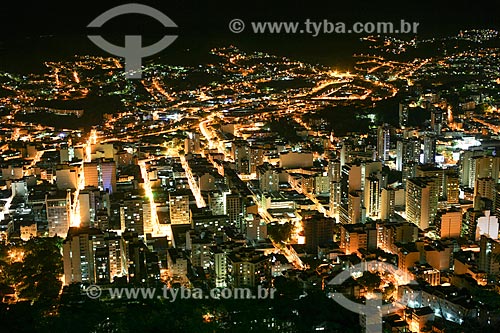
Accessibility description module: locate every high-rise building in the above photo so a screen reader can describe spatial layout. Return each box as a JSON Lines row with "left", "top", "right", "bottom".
{"left": 142, "top": 201, "right": 153, "bottom": 236}
{"left": 192, "top": 214, "right": 230, "bottom": 232}
{"left": 123, "top": 231, "right": 152, "bottom": 283}
{"left": 476, "top": 210, "right": 499, "bottom": 241}
{"left": 406, "top": 177, "right": 438, "bottom": 230}
{"left": 396, "top": 138, "right": 420, "bottom": 172}
{"left": 402, "top": 162, "right": 417, "bottom": 189}
{"left": 120, "top": 199, "right": 148, "bottom": 236}
{"left": 445, "top": 171, "right": 460, "bottom": 205}
{"left": 460, "top": 150, "right": 481, "bottom": 187}
{"left": 474, "top": 178, "right": 495, "bottom": 209}
{"left": 249, "top": 146, "right": 265, "bottom": 175}
{"left": 377, "top": 221, "right": 418, "bottom": 254}
{"left": 11, "top": 180, "right": 27, "bottom": 198}
{"left": 471, "top": 156, "right": 500, "bottom": 188}
{"left": 91, "top": 143, "right": 115, "bottom": 161}
{"left": 399, "top": 102, "right": 409, "bottom": 128}
{"left": 279, "top": 151, "right": 314, "bottom": 169}
{"left": 422, "top": 134, "right": 436, "bottom": 165}
{"left": 479, "top": 235, "right": 500, "bottom": 277}
{"left": 84, "top": 162, "right": 99, "bottom": 188}
{"left": 340, "top": 143, "right": 351, "bottom": 166}
{"left": 463, "top": 209, "right": 482, "bottom": 240}
{"left": 302, "top": 211, "right": 334, "bottom": 251}
{"left": 365, "top": 175, "right": 380, "bottom": 219}
{"left": 329, "top": 181, "right": 342, "bottom": 220}
{"left": 212, "top": 248, "right": 229, "bottom": 288}
{"left": 63, "top": 227, "right": 104, "bottom": 285}
{"left": 437, "top": 209, "right": 462, "bottom": 239}
{"left": 363, "top": 161, "right": 383, "bottom": 188}
{"left": 115, "top": 150, "right": 134, "bottom": 166}
{"left": 106, "top": 232, "right": 127, "bottom": 281}
{"left": 100, "top": 160, "right": 117, "bottom": 194}
{"left": 377, "top": 124, "right": 391, "bottom": 161}
{"left": 208, "top": 190, "right": 226, "bottom": 215}
{"left": 187, "top": 231, "right": 214, "bottom": 270}
{"left": 198, "top": 172, "right": 216, "bottom": 192}
{"left": 227, "top": 247, "right": 270, "bottom": 288}
{"left": 493, "top": 184, "right": 500, "bottom": 219}
{"left": 380, "top": 187, "right": 396, "bottom": 221}
{"left": 340, "top": 223, "right": 377, "bottom": 255}
{"left": 232, "top": 140, "right": 250, "bottom": 174}
{"left": 245, "top": 214, "right": 267, "bottom": 241}
{"left": 328, "top": 159, "right": 341, "bottom": 182}
{"left": 314, "top": 174, "right": 330, "bottom": 195}
{"left": 425, "top": 242, "right": 452, "bottom": 271}
{"left": 226, "top": 192, "right": 244, "bottom": 230}
{"left": 169, "top": 191, "right": 191, "bottom": 225}
{"left": 430, "top": 108, "right": 443, "bottom": 133}
{"left": 329, "top": 159, "right": 342, "bottom": 220}
{"left": 185, "top": 131, "right": 201, "bottom": 154}
{"left": 1, "top": 165, "right": 23, "bottom": 180}
{"left": 347, "top": 191, "right": 362, "bottom": 224}
{"left": 210, "top": 242, "right": 241, "bottom": 288}
{"left": 79, "top": 191, "right": 92, "bottom": 228}
{"left": 341, "top": 162, "right": 362, "bottom": 204}
{"left": 84, "top": 160, "right": 117, "bottom": 194}
{"left": 257, "top": 163, "right": 279, "bottom": 193}
{"left": 95, "top": 247, "right": 110, "bottom": 284}
{"left": 46, "top": 191, "right": 72, "bottom": 238}
{"left": 55, "top": 165, "right": 78, "bottom": 190}
{"left": 416, "top": 165, "right": 445, "bottom": 197}
{"left": 78, "top": 187, "right": 105, "bottom": 228}
{"left": 460, "top": 152, "right": 500, "bottom": 188}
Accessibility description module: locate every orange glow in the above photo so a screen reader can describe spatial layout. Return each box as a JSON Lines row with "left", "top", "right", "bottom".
{"left": 73, "top": 71, "right": 80, "bottom": 83}
{"left": 8, "top": 249, "right": 25, "bottom": 263}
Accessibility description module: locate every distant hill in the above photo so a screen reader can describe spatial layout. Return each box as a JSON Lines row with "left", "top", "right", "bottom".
{"left": 15, "top": 94, "right": 124, "bottom": 129}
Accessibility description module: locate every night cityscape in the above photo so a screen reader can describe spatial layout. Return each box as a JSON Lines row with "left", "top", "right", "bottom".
{"left": 1, "top": 1, "right": 500, "bottom": 332}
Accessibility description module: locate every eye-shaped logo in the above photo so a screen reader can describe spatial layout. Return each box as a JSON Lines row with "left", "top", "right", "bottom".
{"left": 88, "top": 3, "right": 177, "bottom": 79}
{"left": 328, "top": 260, "right": 417, "bottom": 333}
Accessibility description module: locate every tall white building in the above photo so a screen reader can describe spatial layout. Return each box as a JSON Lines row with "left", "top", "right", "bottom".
{"left": 365, "top": 175, "right": 380, "bottom": 219}
{"left": 377, "top": 124, "right": 390, "bottom": 161}
{"left": 476, "top": 210, "right": 499, "bottom": 241}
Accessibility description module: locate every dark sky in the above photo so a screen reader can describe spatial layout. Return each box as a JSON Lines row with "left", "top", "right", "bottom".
{"left": 1, "top": 0, "right": 498, "bottom": 37}
{"left": 0, "top": 0, "right": 498, "bottom": 70}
